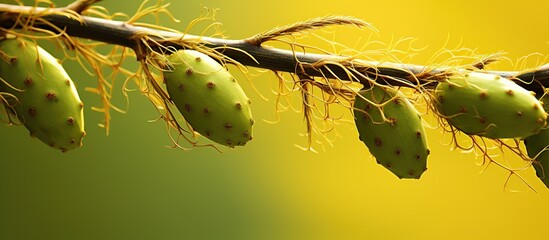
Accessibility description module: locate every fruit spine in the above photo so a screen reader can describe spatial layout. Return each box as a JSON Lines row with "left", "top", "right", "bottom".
{"left": 354, "top": 85, "right": 430, "bottom": 179}
{"left": 163, "top": 50, "right": 253, "bottom": 147}
{"left": 434, "top": 71, "right": 547, "bottom": 139}
{"left": 0, "top": 37, "right": 85, "bottom": 152}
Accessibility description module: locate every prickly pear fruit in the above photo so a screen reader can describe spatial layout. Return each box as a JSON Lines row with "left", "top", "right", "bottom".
{"left": 434, "top": 71, "right": 546, "bottom": 139}
{"left": 524, "top": 96, "right": 549, "bottom": 188}
{"left": 0, "top": 37, "right": 85, "bottom": 152}
{"left": 524, "top": 128, "right": 549, "bottom": 188}
{"left": 354, "top": 86, "right": 430, "bottom": 179}
{"left": 163, "top": 50, "right": 253, "bottom": 147}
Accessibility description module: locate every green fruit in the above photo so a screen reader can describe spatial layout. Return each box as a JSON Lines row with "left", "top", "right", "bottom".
{"left": 524, "top": 96, "right": 549, "bottom": 188}
{"left": 0, "top": 37, "right": 85, "bottom": 152}
{"left": 524, "top": 127, "right": 549, "bottom": 188}
{"left": 434, "top": 71, "right": 547, "bottom": 139}
{"left": 354, "top": 86, "right": 430, "bottom": 179}
{"left": 164, "top": 50, "right": 253, "bottom": 147}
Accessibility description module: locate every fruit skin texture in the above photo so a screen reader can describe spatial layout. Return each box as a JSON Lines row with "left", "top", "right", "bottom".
{"left": 434, "top": 71, "right": 547, "bottom": 139}
{"left": 0, "top": 37, "right": 85, "bottom": 152}
{"left": 354, "top": 86, "right": 430, "bottom": 179}
{"left": 164, "top": 50, "right": 253, "bottom": 147}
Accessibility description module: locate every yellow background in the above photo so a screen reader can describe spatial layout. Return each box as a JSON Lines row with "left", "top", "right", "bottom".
{"left": 1, "top": 0, "right": 549, "bottom": 239}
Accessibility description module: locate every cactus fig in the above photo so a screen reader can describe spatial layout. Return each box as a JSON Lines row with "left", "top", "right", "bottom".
{"left": 524, "top": 128, "right": 549, "bottom": 188}
{"left": 0, "top": 37, "right": 85, "bottom": 152}
{"left": 524, "top": 96, "right": 549, "bottom": 188}
{"left": 354, "top": 85, "right": 430, "bottom": 179}
{"left": 163, "top": 50, "right": 253, "bottom": 147}
{"left": 434, "top": 71, "right": 547, "bottom": 139}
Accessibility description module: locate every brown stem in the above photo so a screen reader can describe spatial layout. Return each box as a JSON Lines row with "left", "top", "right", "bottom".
{"left": 0, "top": 3, "right": 546, "bottom": 94}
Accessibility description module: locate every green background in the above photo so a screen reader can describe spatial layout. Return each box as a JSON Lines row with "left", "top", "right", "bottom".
{"left": 2, "top": 0, "right": 549, "bottom": 239}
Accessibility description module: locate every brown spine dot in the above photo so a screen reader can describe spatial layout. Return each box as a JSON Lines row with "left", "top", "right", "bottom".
{"left": 479, "top": 117, "right": 486, "bottom": 124}
{"left": 206, "top": 82, "right": 216, "bottom": 89}
{"left": 65, "top": 80, "right": 71, "bottom": 86}
{"left": 534, "top": 104, "right": 540, "bottom": 110}
{"left": 184, "top": 104, "right": 192, "bottom": 112}
{"left": 195, "top": 57, "right": 201, "bottom": 62}
{"left": 459, "top": 106, "right": 467, "bottom": 113}
{"left": 374, "top": 137, "right": 382, "bottom": 147}
{"left": 394, "top": 149, "right": 401, "bottom": 156}
{"left": 69, "top": 139, "right": 76, "bottom": 144}
{"left": 28, "top": 107, "right": 37, "bottom": 117}
{"left": 205, "top": 130, "right": 211, "bottom": 137}
{"left": 243, "top": 131, "right": 249, "bottom": 137}
{"left": 479, "top": 92, "right": 488, "bottom": 99}
{"left": 506, "top": 90, "right": 514, "bottom": 96}
{"left": 79, "top": 102, "right": 84, "bottom": 108}
{"left": 178, "top": 83, "right": 185, "bottom": 91}
{"left": 437, "top": 95, "right": 444, "bottom": 103}
{"left": 247, "top": 99, "right": 252, "bottom": 105}
{"left": 415, "top": 131, "right": 421, "bottom": 138}
{"left": 392, "top": 98, "right": 401, "bottom": 104}
{"left": 46, "top": 92, "right": 56, "bottom": 101}
{"left": 185, "top": 69, "right": 193, "bottom": 76}
{"left": 203, "top": 107, "right": 210, "bottom": 114}
{"left": 60, "top": 148, "right": 68, "bottom": 153}
{"left": 9, "top": 57, "right": 17, "bottom": 64}
{"left": 226, "top": 139, "right": 233, "bottom": 145}
{"left": 385, "top": 162, "right": 392, "bottom": 168}
{"left": 364, "top": 104, "right": 372, "bottom": 111}
{"left": 426, "top": 149, "right": 431, "bottom": 155}
{"left": 517, "top": 111, "right": 523, "bottom": 117}
{"left": 408, "top": 170, "right": 415, "bottom": 176}
{"left": 537, "top": 118, "right": 545, "bottom": 125}
{"left": 224, "top": 123, "right": 233, "bottom": 129}
{"left": 24, "top": 77, "right": 33, "bottom": 86}
{"left": 67, "top": 117, "right": 75, "bottom": 125}
{"left": 82, "top": 131, "right": 87, "bottom": 137}
{"left": 388, "top": 117, "right": 397, "bottom": 126}
{"left": 250, "top": 119, "right": 255, "bottom": 125}
{"left": 235, "top": 103, "right": 242, "bottom": 110}
{"left": 415, "top": 154, "right": 421, "bottom": 160}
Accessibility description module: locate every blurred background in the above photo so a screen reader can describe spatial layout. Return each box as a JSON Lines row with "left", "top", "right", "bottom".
{"left": 1, "top": 0, "right": 549, "bottom": 239}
